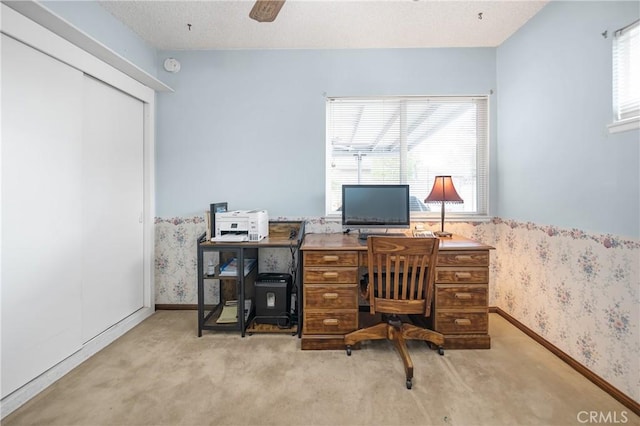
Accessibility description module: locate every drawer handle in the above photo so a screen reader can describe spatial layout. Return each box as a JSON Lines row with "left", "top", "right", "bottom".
{"left": 454, "top": 272, "right": 472, "bottom": 279}
{"left": 455, "top": 255, "right": 473, "bottom": 261}
{"left": 322, "top": 272, "right": 339, "bottom": 279}
{"left": 322, "top": 292, "right": 339, "bottom": 299}
{"left": 454, "top": 318, "right": 472, "bottom": 326}
{"left": 454, "top": 292, "right": 472, "bottom": 299}
{"left": 323, "top": 319, "right": 339, "bottom": 326}
{"left": 322, "top": 255, "right": 340, "bottom": 262}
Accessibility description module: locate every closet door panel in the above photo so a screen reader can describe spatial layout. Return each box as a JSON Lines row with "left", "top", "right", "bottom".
{"left": 81, "top": 76, "right": 144, "bottom": 342}
{"left": 1, "top": 34, "right": 84, "bottom": 397}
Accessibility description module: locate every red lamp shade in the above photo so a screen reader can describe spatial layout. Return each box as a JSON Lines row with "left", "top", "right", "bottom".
{"left": 424, "top": 176, "right": 463, "bottom": 237}
{"left": 424, "top": 176, "right": 463, "bottom": 203}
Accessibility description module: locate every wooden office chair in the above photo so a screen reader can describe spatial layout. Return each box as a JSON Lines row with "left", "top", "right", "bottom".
{"left": 344, "top": 236, "right": 445, "bottom": 389}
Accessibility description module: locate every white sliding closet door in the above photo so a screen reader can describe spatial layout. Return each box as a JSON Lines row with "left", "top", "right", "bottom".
{"left": 81, "top": 76, "right": 144, "bottom": 342}
{"left": 1, "top": 34, "right": 84, "bottom": 397}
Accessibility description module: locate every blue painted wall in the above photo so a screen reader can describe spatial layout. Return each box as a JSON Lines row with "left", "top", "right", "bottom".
{"left": 41, "top": 0, "right": 639, "bottom": 238}
{"left": 496, "top": 1, "right": 640, "bottom": 238}
{"left": 42, "top": 0, "right": 157, "bottom": 77}
{"left": 155, "top": 48, "right": 497, "bottom": 217}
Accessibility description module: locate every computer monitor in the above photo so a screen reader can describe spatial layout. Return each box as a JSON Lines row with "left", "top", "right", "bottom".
{"left": 341, "top": 184, "right": 410, "bottom": 230}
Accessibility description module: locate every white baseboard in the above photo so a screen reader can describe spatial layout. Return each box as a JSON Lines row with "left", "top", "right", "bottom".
{"left": 0, "top": 307, "right": 155, "bottom": 419}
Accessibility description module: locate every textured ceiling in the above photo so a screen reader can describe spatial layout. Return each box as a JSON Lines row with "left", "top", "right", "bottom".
{"left": 98, "top": 0, "right": 548, "bottom": 50}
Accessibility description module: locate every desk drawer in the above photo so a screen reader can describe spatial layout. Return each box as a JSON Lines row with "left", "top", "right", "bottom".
{"left": 435, "top": 310, "right": 488, "bottom": 334}
{"left": 436, "top": 284, "right": 487, "bottom": 308}
{"left": 436, "top": 267, "right": 488, "bottom": 284}
{"left": 304, "top": 267, "right": 358, "bottom": 284}
{"left": 438, "top": 251, "right": 489, "bottom": 267}
{"left": 304, "top": 251, "right": 358, "bottom": 267}
{"left": 303, "top": 311, "right": 358, "bottom": 334}
{"left": 304, "top": 284, "right": 357, "bottom": 310}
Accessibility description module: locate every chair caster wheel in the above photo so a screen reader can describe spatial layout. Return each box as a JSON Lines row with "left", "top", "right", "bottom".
{"left": 406, "top": 379, "right": 412, "bottom": 389}
{"left": 346, "top": 346, "right": 352, "bottom": 356}
{"left": 438, "top": 347, "right": 444, "bottom": 356}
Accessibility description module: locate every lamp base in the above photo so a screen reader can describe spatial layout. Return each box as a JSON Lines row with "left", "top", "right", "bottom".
{"left": 434, "top": 231, "right": 453, "bottom": 238}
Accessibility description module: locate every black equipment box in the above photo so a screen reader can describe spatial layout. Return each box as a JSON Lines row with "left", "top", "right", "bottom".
{"left": 254, "top": 273, "right": 292, "bottom": 325}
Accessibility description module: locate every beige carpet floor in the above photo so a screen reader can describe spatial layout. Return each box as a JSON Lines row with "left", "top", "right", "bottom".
{"left": 3, "top": 312, "right": 637, "bottom": 426}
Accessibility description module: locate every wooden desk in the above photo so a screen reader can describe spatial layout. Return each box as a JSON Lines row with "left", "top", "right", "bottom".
{"left": 300, "top": 233, "right": 494, "bottom": 350}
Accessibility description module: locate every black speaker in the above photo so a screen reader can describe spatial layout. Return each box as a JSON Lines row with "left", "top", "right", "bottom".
{"left": 254, "top": 273, "right": 292, "bottom": 325}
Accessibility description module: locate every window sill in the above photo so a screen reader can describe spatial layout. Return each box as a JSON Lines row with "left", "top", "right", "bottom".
{"left": 323, "top": 214, "right": 492, "bottom": 223}
{"left": 608, "top": 117, "right": 640, "bottom": 134}
{"left": 412, "top": 215, "right": 492, "bottom": 223}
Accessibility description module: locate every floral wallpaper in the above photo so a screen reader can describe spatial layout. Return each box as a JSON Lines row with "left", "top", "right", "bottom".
{"left": 154, "top": 216, "right": 639, "bottom": 403}
{"left": 471, "top": 219, "right": 639, "bottom": 404}
{"left": 154, "top": 216, "right": 309, "bottom": 305}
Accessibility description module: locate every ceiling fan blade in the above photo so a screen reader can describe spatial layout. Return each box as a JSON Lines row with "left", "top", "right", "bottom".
{"left": 249, "top": 0, "right": 286, "bottom": 22}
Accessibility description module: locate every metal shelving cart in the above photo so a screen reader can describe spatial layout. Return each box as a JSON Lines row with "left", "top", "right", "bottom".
{"left": 196, "top": 221, "right": 304, "bottom": 337}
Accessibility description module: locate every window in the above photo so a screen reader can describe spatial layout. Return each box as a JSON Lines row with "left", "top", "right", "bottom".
{"left": 326, "top": 96, "right": 488, "bottom": 217}
{"left": 611, "top": 19, "right": 640, "bottom": 133}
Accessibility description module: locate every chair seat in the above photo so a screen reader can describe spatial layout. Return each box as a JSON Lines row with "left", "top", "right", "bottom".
{"left": 374, "top": 298, "right": 425, "bottom": 314}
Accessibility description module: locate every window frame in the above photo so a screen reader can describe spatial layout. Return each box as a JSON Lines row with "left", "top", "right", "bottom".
{"left": 325, "top": 95, "right": 490, "bottom": 220}
{"left": 609, "top": 19, "right": 640, "bottom": 134}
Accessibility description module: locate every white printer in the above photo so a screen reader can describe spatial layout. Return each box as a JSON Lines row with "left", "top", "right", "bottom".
{"left": 212, "top": 210, "right": 268, "bottom": 242}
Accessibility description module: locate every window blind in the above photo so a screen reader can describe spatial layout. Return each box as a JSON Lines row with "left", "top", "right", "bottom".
{"left": 326, "top": 96, "right": 489, "bottom": 216}
{"left": 613, "top": 19, "right": 640, "bottom": 122}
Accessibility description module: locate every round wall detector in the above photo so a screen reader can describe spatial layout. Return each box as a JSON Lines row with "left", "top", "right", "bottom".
{"left": 163, "top": 58, "right": 181, "bottom": 73}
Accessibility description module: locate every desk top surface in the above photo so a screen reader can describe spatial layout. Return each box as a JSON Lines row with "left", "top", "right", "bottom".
{"left": 201, "top": 236, "right": 301, "bottom": 248}
{"left": 200, "top": 221, "right": 304, "bottom": 248}
{"left": 300, "top": 233, "right": 494, "bottom": 251}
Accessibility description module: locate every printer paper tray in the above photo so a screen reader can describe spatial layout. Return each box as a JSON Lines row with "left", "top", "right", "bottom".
{"left": 212, "top": 234, "right": 249, "bottom": 242}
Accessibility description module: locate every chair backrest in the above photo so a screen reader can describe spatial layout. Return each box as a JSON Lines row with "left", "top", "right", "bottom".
{"left": 367, "top": 236, "right": 439, "bottom": 317}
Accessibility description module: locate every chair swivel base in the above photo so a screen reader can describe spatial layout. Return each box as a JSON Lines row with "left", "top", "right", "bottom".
{"left": 344, "top": 315, "right": 445, "bottom": 389}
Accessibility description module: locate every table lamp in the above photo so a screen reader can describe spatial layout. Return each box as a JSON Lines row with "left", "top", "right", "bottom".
{"left": 424, "top": 176, "right": 463, "bottom": 237}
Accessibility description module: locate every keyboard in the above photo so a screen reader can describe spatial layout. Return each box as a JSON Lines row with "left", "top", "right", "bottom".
{"left": 211, "top": 234, "right": 249, "bottom": 242}
{"left": 358, "top": 232, "right": 407, "bottom": 241}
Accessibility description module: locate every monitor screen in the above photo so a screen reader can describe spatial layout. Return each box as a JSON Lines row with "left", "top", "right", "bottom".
{"left": 341, "top": 184, "right": 410, "bottom": 229}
